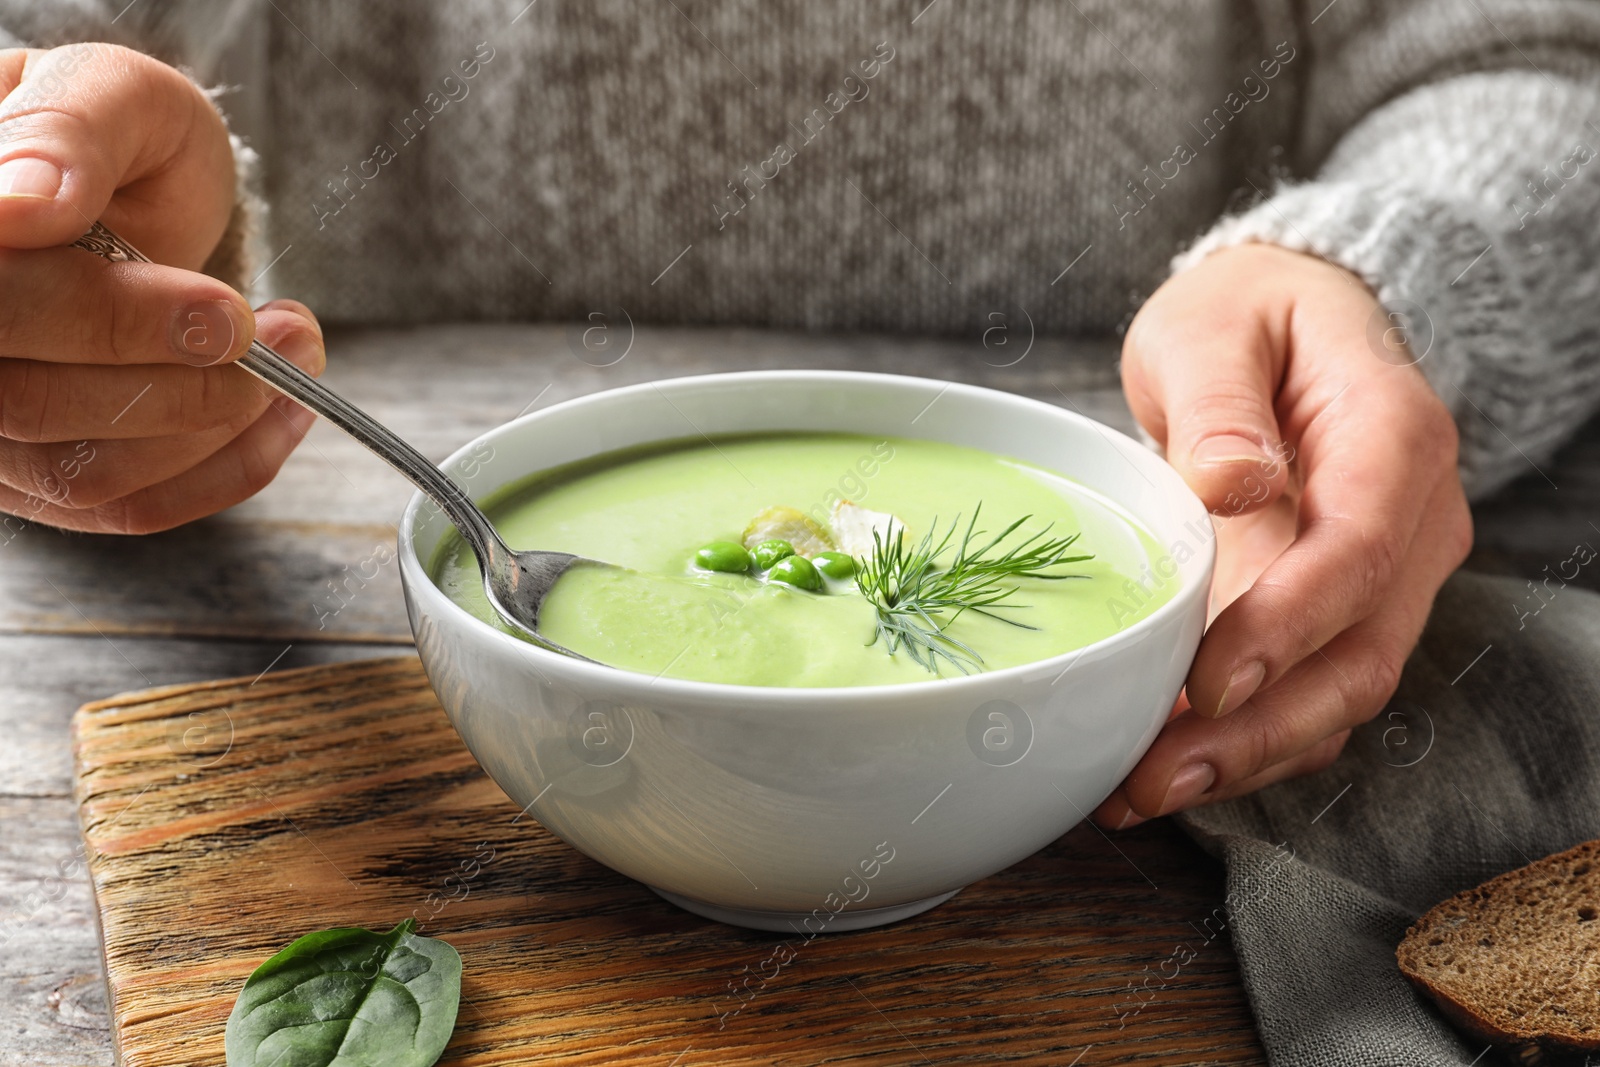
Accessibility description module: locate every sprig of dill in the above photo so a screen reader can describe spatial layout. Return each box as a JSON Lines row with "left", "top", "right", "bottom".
{"left": 854, "top": 504, "right": 1094, "bottom": 674}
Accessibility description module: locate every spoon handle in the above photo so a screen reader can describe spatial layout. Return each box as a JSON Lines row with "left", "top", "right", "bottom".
{"left": 71, "top": 222, "right": 508, "bottom": 566}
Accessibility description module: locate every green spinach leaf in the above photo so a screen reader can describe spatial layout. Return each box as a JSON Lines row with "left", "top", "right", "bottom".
{"left": 225, "top": 919, "right": 461, "bottom": 1067}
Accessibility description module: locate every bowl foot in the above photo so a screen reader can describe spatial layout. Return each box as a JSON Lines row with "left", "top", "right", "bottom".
{"left": 650, "top": 887, "right": 962, "bottom": 932}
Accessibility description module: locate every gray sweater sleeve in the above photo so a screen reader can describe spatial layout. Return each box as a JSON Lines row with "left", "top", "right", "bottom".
{"left": 1176, "top": 2, "right": 1600, "bottom": 500}
{"left": 0, "top": 0, "right": 252, "bottom": 72}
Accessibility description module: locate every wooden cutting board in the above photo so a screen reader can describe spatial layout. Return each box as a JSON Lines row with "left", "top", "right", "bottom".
{"left": 72, "top": 656, "right": 1265, "bottom": 1066}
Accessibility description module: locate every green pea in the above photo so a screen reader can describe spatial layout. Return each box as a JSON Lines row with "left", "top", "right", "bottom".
{"left": 811, "top": 551, "right": 856, "bottom": 579}
{"left": 767, "top": 555, "right": 822, "bottom": 591}
{"left": 695, "top": 541, "right": 752, "bottom": 573}
{"left": 751, "top": 539, "right": 796, "bottom": 569}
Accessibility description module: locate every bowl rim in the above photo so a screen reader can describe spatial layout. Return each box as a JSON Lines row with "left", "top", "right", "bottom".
{"left": 397, "top": 369, "right": 1214, "bottom": 704}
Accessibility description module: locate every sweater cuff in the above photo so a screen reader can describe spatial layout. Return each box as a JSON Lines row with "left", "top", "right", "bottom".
{"left": 1169, "top": 182, "right": 1523, "bottom": 499}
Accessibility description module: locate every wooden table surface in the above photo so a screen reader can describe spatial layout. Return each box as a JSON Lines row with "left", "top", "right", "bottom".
{"left": 3, "top": 323, "right": 1591, "bottom": 1066}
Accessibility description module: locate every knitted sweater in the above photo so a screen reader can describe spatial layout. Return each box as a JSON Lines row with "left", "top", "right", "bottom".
{"left": 5, "top": 0, "right": 1600, "bottom": 498}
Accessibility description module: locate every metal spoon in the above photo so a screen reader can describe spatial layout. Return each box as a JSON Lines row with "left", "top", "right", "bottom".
{"left": 72, "top": 221, "right": 593, "bottom": 660}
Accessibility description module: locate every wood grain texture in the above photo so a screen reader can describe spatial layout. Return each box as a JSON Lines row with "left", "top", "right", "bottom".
{"left": 0, "top": 325, "right": 1139, "bottom": 1067}
{"left": 0, "top": 638, "right": 421, "bottom": 1067}
{"left": 0, "top": 792, "right": 112, "bottom": 1059}
{"left": 10, "top": 321, "right": 1598, "bottom": 1065}
{"left": 75, "top": 656, "right": 1265, "bottom": 1067}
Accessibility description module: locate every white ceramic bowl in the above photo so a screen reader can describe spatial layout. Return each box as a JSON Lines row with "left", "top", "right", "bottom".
{"left": 398, "top": 371, "right": 1213, "bottom": 932}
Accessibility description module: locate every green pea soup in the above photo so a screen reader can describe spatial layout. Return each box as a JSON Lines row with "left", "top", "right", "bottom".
{"left": 432, "top": 433, "right": 1179, "bottom": 687}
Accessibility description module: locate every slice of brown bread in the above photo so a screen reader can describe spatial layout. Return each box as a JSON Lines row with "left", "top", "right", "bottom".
{"left": 1397, "top": 839, "right": 1600, "bottom": 1063}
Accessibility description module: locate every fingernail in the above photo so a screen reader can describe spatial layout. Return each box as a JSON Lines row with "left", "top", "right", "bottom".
{"left": 272, "top": 395, "right": 317, "bottom": 435}
{"left": 1192, "top": 434, "right": 1269, "bottom": 468}
{"left": 1115, "top": 808, "right": 1147, "bottom": 831}
{"left": 0, "top": 157, "right": 62, "bottom": 199}
{"left": 1158, "top": 762, "right": 1217, "bottom": 816}
{"left": 1215, "top": 660, "right": 1266, "bottom": 718}
{"left": 273, "top": 331, "right": 325, "bottom": 376}
{"left": 173, "top": 300, "right": 250, "bottom": 365}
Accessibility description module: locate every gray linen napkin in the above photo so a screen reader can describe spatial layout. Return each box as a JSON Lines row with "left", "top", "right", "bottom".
{"left": 1177, "top": 569, "right": 1600, "bottom": 1067}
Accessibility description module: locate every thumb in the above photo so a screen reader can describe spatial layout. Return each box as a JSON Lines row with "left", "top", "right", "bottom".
{"left": 1122, "top": 308, "right": 1290, "bottom": 515}
{"left": 0, "top": 44, "right": 234, "bottom": 266}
